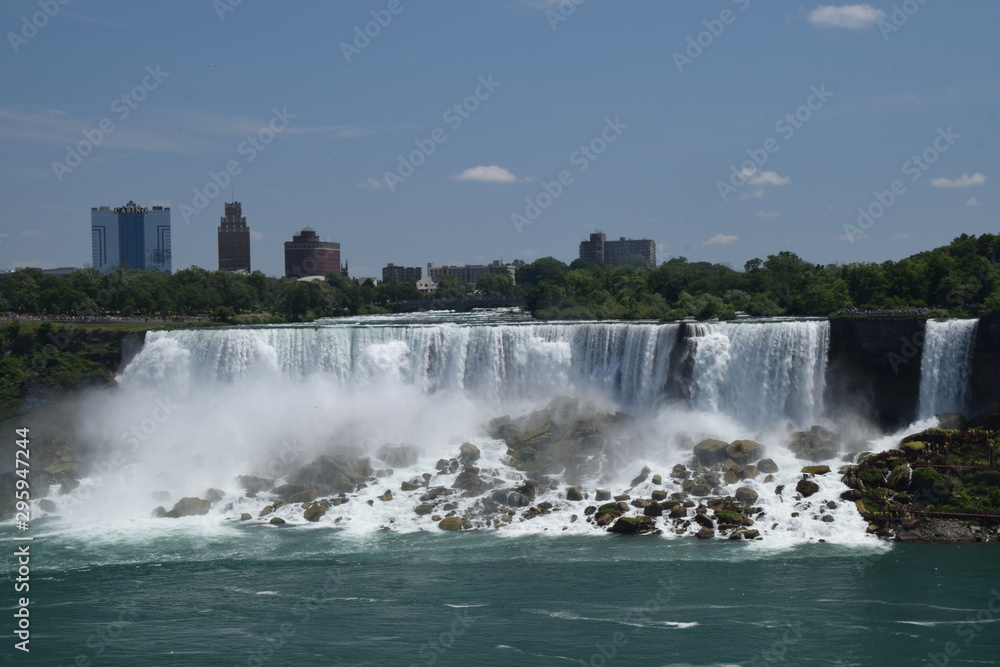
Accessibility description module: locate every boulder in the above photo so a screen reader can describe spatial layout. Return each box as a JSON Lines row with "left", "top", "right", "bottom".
{"left": 39, "top": 499, "right": 57, "bottom": 513}
{"left": 459, "top": 442, "right": 481, "bottom": 463}
{"left": 167, "top": 497, "right": 211, "bottom": 518}
{"left": 452, "top": 470, "right": 490, "bottom": 496}
{"left": 238, "top": 475, "right": 273, "bottom": 494}
{"left": 152, "top": 506, "right": 168, "bottom": 518}
{"left": 651, "top": 474, "right": 662, "bottom": 485}
{"left": 630, "top": 466, "right": 651, "bottom": 487}
{"left": 239, "top": 513, "right": 252, "bottom": 521}
{"left": 643, "top": 501, "right": 663, "bottom": 517}
{"left": 694, "top": 512, "right": 714, "bottom": 529}
{"left": 788, "top": 426, "right": 839, "bottom": 462}
{"left": 205, "top": 488, "right": 225, "bottom": 503}
{"left": 734, "top": 487, "right": 758, "bottom": 506}
{"left": 401, "top": 481, "right": 423, "bottom": 492}
{"left": 566, "top": 487, "right": 584, "bottom": 501}
{"left": 795, "top": 479, "right": 820, "bottom": 498}
{"left": 670, "top": 464, "right": 688, "bottom": 480}
{"left": 491, "top": 489, "right": 531, "bottom": 507}
{"left": 801, "top": 465, "right": 831, "bottom": 475}
{"left": 726, "top": 440, "right": 762, "bottom": 465}
{"left": 693, "top": 439, "right": 729, "bottom": 467}
{"left": 438, "top": 517, "right": 464, "bottom": 531}
{"left": 269, "top": 517, "right": 286, "bottom": 526}
{"left": 595, "top": 489, "right": 612, "bottom": 501}
{"left": 415, "top": 504, "right": 433, "bottom": 516}
{"left": 378, "top": 490, "right": 393, "bottom": 501}
{"left": 651, "top": 490, "right": 667, "bottom": 501}
{"left": 743, "top": 464, "right": 759, "bottom": 479}
{"left": 743, "top": 529, "right": 760, "bottom": 540}
{"left": 609, "top": 516, "right": 659, "bottom": 535}
{"left": 303, "top": 505, "right": 327, "bottom": 521}
{"left": 691, "top": 483, "right": 713, "bottom": 497}
{"left": 695, "top": 527, "right": 715, "bottom": 539}
{"left": 901, "top": 441, "right": 927, "bottom": 455}
{"left": 757, "top": 458, "right": 779, "bottom": 474}
{"left": 723, "top": 470, "right": 739, "bottom": 485}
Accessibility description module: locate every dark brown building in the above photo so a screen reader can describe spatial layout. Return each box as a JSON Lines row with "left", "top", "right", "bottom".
{"left": 284, "top": 227, "right": 341, "bottom": 278}
{"left": 382, "top": 263, "right": 422, "bottom": 284}
{"left": 579, "top": 231, "right": 656, "bottom": 267}
{"left": 218, "top": 201, "right": 251, "bottom": 272}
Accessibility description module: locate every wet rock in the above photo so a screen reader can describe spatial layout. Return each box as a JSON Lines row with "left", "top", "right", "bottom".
{"left": 735, "top": 487, "right": 759, "bottom": 506}
{"left": 436, "top": 458, "right": 459, "bottom": 474}
{"left": 240, "top": 513, "right": 252, "bottom": 521}
{"left": 727, "top": 440, "right": 763, "bottom": 465}
{"left": 452, "top": 470, "right": 490, "bottom": 496}
{"left": 166, "top": 497, "right": 211, "bottom": 518}
{"left": 630, "top": 466, "right": 651, "bottom": 487}
{"left": 491, "top": 489, "right": 531, "bottom": 507}
{"left": 743, "top": 464, "right": 759, "bottom": 479}
{"left": 795, "top": 479, "right": 820, "bottom": 498}
{"left": 651, "top": 474, "right": 663, "bottom": 486}
{"left": 723, "top": 470, "right": 739, "bottom": 485}
{"left": 801, "top": 465, "right": 831, "bottom": 475}
{"left": 788, "top": 426, "right": 839, "bottom": 461}
{"left": 152, "top": 506, "right": 167, "bottom": 518}
{"left": 758, "top": 458, "right": 779, "bottom": 474}
{"left": 775, "top": 485, "right": 785, "bottom": 495}
{"left": 259, "top": 505, "right": 273, "bottom": 517}
{"left": 693, "top": 439, "right": 729, "bottom": 467}
{"left": 695, "top": 527, "right": 715, "bottom": 539}
{"left": 840, "top": 489, "right": 863, "bottom": 501}
{"left": 670, "top": 464, "right": 688, "bottom": 480}
{"left": 887, "top": 464, "right": 912, "bottom": 491}
{"left": 401, "top": 480, "right": 423, "bottom": 492}
{"left": 438, "top": 517, "right": 464, "bottom": 531}
{"left": 566, "top": 487, "right": 584, "bottom": 501}
{"left": 205, "top": 488, "right": 225, "bottom": 503}
{"left": 743, "top": 529, "right": 760, "bottom": 539}
{"left": 269, "top": 517, "right": 286, "bottom": 526}
{"left": 378, "top": 490, "right": 393, "bottom": 501}
{"left": 763, "top": 474, "right": 775, "bottom": 483}
{"left": 651, "top": 490, "right": 667, "bottom": 501}
{"left": 694, "top": 513, "right": 714, "bottom": 529}
{"left": 459, "top": 442, "right": 481, "bottom": 463}
{"left": 691, "top": 483, "right": 713, "bottom": 497}
{"left": 377, "top": 444, "right": 420, "bottom": 468}
{"left": 643, "top": 501, "right": 664, "bottom": 517}
{"left": 415, "top": 504, "right": 433, "bottom": 516}
{"left": 614, "top": 494, "right": 631, "bottom": 502}
{"left": 584, "top": 506, "right": 597, "bottom": 516}
{"left": 39, "top": 499, "right": 57, "bottom": 513}
{"left": 303, "top": 505, "right": 327, "bottom": 521}
{"left": 152, "top": 490, "right": 172, "bottom": 503}
{"left": 609, "top": 516, "right": 659, "bottom": 535}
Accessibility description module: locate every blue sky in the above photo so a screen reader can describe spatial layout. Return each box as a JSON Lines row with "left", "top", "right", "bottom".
{"left": 0, "top": 1, "right": 996, "bottom": 277}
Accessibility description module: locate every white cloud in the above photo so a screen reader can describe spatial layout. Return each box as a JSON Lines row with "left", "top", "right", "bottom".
{"left": 704, "top": 233, "right": 738, "bottom": 246}
{"left": 454, "top": 165, "right": 522, "bottom": 183}
{"left": 756, "top": 210, "right": 782, "bottom": 218}
{"left": 931, "top": 173, "right": 986, "bottom": 188}
{"left": 741, "top": 188, "right": 766, "bottom": 201}
{"left": 740, "top": 168, "right": 791, "bottom": 186}
{"left": 966, "top": 197, "right": 980, "bottom": 207}
{"left": 808, "top": 4, "right": 885, "bottom": 29}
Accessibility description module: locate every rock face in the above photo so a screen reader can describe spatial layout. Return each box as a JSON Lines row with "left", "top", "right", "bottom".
{"left": 165, "top": 497, "right": 211, "bottom": 518}
{"left": 566, "top": 487, "right": 584, "bottom": 501}
{"left": 303, "top": 505, "right": 327, "bottom": 522}
{"left": 238, "top": 475, "right": 273, "bottom": 494}
{"left": 291, "top": 454, "right": 373, "bottom": 494}
{"left": 377, "top": 444, "right": 419, "bottom": 468}
{"left": 887, "top": 463, "right": 912, "bottom": 490}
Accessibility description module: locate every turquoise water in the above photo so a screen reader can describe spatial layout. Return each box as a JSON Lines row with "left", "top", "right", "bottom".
{"left": 9, "top": 526, "right": 1000, "bottom": 666}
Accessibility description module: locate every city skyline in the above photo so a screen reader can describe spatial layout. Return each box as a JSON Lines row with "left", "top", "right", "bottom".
{"left": 1, "top": 2, "right": 996, "bottom": 277}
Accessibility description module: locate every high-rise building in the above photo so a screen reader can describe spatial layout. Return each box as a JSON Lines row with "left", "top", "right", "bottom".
{"left": 284, "top": 227, "right": 341, "bottom": 278}
{"left": 91, "top": 201, "right": 171, "bottom": 273}
{"left": 426, "top": 260, "right": 515, "bottom": 288}
{"left": 218, "top": 201, "right": 251, "bottom": 272}
{"left": 579, "top": 232, "right": 656, "bottom": 267}
{"left": 382, "top": 263, "right": 422, "bottom": 284}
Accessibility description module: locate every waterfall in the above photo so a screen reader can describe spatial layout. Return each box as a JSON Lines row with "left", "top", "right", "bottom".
{"left": 123, "top": 319, "right": 829, "bottom": 427}
{"left": 918, "top": 319, "right": 979, "bottom": 419}
{"left": 690, "top": 320, "right": 829, "bottom": 429}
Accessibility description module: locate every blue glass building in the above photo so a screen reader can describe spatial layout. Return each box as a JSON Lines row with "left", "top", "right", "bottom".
{"left": 91, "top": 201, "right": 172, "bottom": 273}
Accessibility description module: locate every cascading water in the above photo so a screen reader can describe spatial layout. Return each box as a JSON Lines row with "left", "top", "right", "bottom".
{"left": 689, "top": 320, "right": 829, "bottom": 429}
{"left": 38, "top": 315, "right": 877, "bottom": 545}
{"left": 917, "top": 318, "right": 979, "bottom": 419}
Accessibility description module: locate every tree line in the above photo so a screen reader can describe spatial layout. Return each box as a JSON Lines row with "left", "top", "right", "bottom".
{"left": 1, "top": 233, "right": 998, "bottom": 321}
